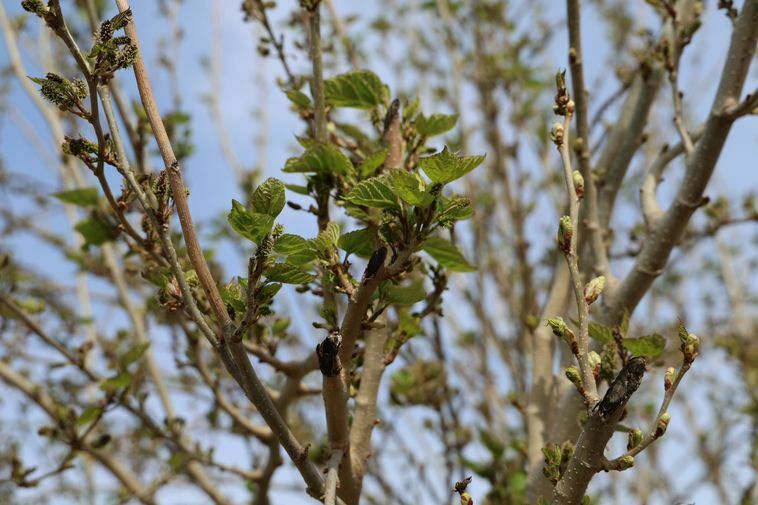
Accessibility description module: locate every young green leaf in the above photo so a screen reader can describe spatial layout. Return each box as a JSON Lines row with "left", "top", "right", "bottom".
{"left": 283, "top": 143, "right": 354, "bottom": 176}
{"left": 324, "top": 70, "right": 385, "bottom": 108}
{"left": 382, "top": 280, "right": 427, "bottom": 305}
{"left": 436, "top": 196, "right": 473, "bottom": 223}
{"left": 388, "top": 170, "right": 434, "bottom": 207}
{"left": 622, "top": 334, "right": 666, "bottom": 359}
{"left": 220, "top": 279, "right": 246, "bottom": 313}
{"left": 118, "top": 342, "right": 150, "bottom": 370}
{"left": 265, "top": 263, "right": 315, "bottom": 284}
{"left": 421, "top": 237, "right": 476, "bottom": 272}
{"left": 344, "top": 176, "right": 399, "bottom": 210}
{"left": 587, "top": 321, "right": 614, "bottom": 344}
{"left": 419, "top": 146, "right": 485, "bottom": 184}
{"left": 359, "top": 149, "right": 389, "bottom": 178}
{"left": 52, "top": 187, "right": 100, "bottom": 207}
{"left": 252, "top": 178, "right": 286, "bottom": 217}
{"left": 100, "top": 372, "right": 133, "bottom": 393}
{"left": 75, "top": 217, "right": 115, "bottom": 247}
{"left": 274, "top": 234, "right": 319, "bottom": 265}
{"left": 415, "top": 113, "right": 458, "bottom": 137}
{"left": 285, "top": 89, "right": 311, "bottom": 108}
{"left": 338, "top": 228, "right": 376, "bottom": 257}
{"left": 315, "top": 222, "right": 341, "bottom": 253}
{"left": 75, "top": 406, "right": 102, "bottom": 427}
{"left": 227, "top": 200, "right": 275, "bottom": 244}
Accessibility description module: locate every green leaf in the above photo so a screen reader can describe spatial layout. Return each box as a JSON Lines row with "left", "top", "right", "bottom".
{"left": 220, "top": 279, "right": 246, "bottom": 313}
{"left": 315, "top": 222, "right": 341, "bottom": 253}
{"left": 274, "top": 234, "right": 318, "bottom": 264}
{"left": 75, "top": 406, "right": 102, "bottom": 427}
{"left": 436, "top": 196, "right": 473, "bottom": 222}
{"left": 265, "top": 263, "right": 315, "bottom": 284}
{"left": 75, "top": 217, "right": 115, "bottom": 247}
{"left": 338, "top": 228, "right": 376, "bottom": 258}
{"left": 251, "top": 178, "right": 286, "bottom": 217}
{"left": 588, "top": 321, "right": 614, "bottom": 344}
{"left": 359, "top": 149, "right": 388, "bottom": 177}
{"left": 283, "top": 143, "right": 353, "bottom": 176}
{"left": 227, "top": 200, "right": 275, "bottom": 244}
{"left": 419, "top": 146, "right": 485, "bottom": 184}
{"left": 382, "top": 280, "right": 427, "bottom": 305}
{"left": 415, "top": 113, "right": 458, "bottom": 137}
{"left": 118, "top": 342, "right": 150, "bottom": 370}
{"left": 256, "top": 282, "right": 282, "bottom": 303}
{"left": 100, "top": 372, "right": 132, "bottom": 393}
{"left": 284, "top": 183, "right": 310, "bottom": 196}
{"left": 324, "top": 70, "right": 385, "bottom": 108}
{"left": 52, "top": 187, "right": 99, "bottom": 207}
{"left": 622, "top": 333, "right": 666, "bottom": 359}
{"left": 388, "top": 170, "right": 434, "bottom": 207}
{"left": 168, "top": 452, "right": 190, "bottom": 471}
{"left": 421, "top": 236, "right": 476, "bottom": 272}
{"left": 344, "top": 176, "right": 399, "bottom": 210}
{"left": 285, "top": 89, "right": 311, "bottom": 108}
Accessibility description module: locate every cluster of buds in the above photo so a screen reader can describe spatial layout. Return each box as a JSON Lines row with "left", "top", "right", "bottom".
{"left": 29, "top": 73, "right": 87, "bottom": 112}
{"left": 90, "top": 10, "right": 137, "bottom": 82}
{"left": 583, "top": 275, "right": 606, "bottom": 305}
{"left": 627, "top": 428, "right": 644, "bottom": 450}
{"left": 572, "top": 170, "right": 584, "bottom": 199}
{"left": 556, "top": 215, "right": 573, "bottom": 253}
{"left": 654, "top": 412, "right": 671, "bottom": 438}
{"left": 678, "top": 323, "right": 700, "bottom": 364}
{"left": 664, "top": 367, "right": 676, "bottom": 391}
{"left": 62, "top": 136, "right": 99, "bottom": 165}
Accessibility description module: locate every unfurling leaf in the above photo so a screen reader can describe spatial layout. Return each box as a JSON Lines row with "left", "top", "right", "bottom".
{"left": 265, "top": 263, "right": 315, "bottom": 284}
{"left": 344, "top": 176, "right": 399, "bottom": 210}
{"left": 251, "top": 178, "right": 286, "bottom": 217}
{"left": 419, "top": 146, "right": 485, "bottom": 184}
{"left": 421, "top": 237, "right": 476, "bottom": 272}
{"left": 52, "top": 187, "right": 100, "bottom": 207}
{"left": 227, "top": 200, "right": 275, "bottom": 244}
{"left": 324, "top": 70, "right": 385, "bottom": 108}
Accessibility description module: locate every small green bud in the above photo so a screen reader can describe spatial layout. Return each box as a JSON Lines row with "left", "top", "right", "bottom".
{"left": 617, "top": 455, "right": 634, "bottom": 470}
{"left": 550, "top": 122, "right": 565, "bottom": 145}
{"left": 565, "top": 366, "right": 583, "bottom": 392}
{"left": 21, "top": 0, "right": 46, "bottom": 15}
{"left": 655, "top": 412, "right": 671, "bottom": 438}
{"left": 557, "top": 216, "right": 573, "bottom": 252}
{"left": 664, "top": 367, "right": 676, "bottom": 391}
{"left": 627, "top": 428, "right": 644, "bottom": 450}
{"left": 546, "top": 317, "right": 568, "bottom": 338}
{"left": 677, "top": 323, "right": 700, "bottom": 363}
{"left": 583, "top": 276, "right": 606, "bottom": 305}
{"left": 572, "top": 170, "right": 584, "bottom": 199}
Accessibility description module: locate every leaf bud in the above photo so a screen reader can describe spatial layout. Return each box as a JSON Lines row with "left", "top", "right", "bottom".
{"left": 572, "top": 170, "right": 584, "bottom": 199}
{"left": 583, "top": 275, "right": 606, "bottom": 305}
{"left": 664, "top": 367, "right": 676, "bottom": 391}
{"left": 627, "top": 428, "right": 644, "bottom": 450}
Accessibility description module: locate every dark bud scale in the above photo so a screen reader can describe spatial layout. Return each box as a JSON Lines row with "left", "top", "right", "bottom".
{"left": 316, "top": 331, "right": 343, "bottom": 377}
{"left": 595, "top": 356, "right": 646, "bottom": 418}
